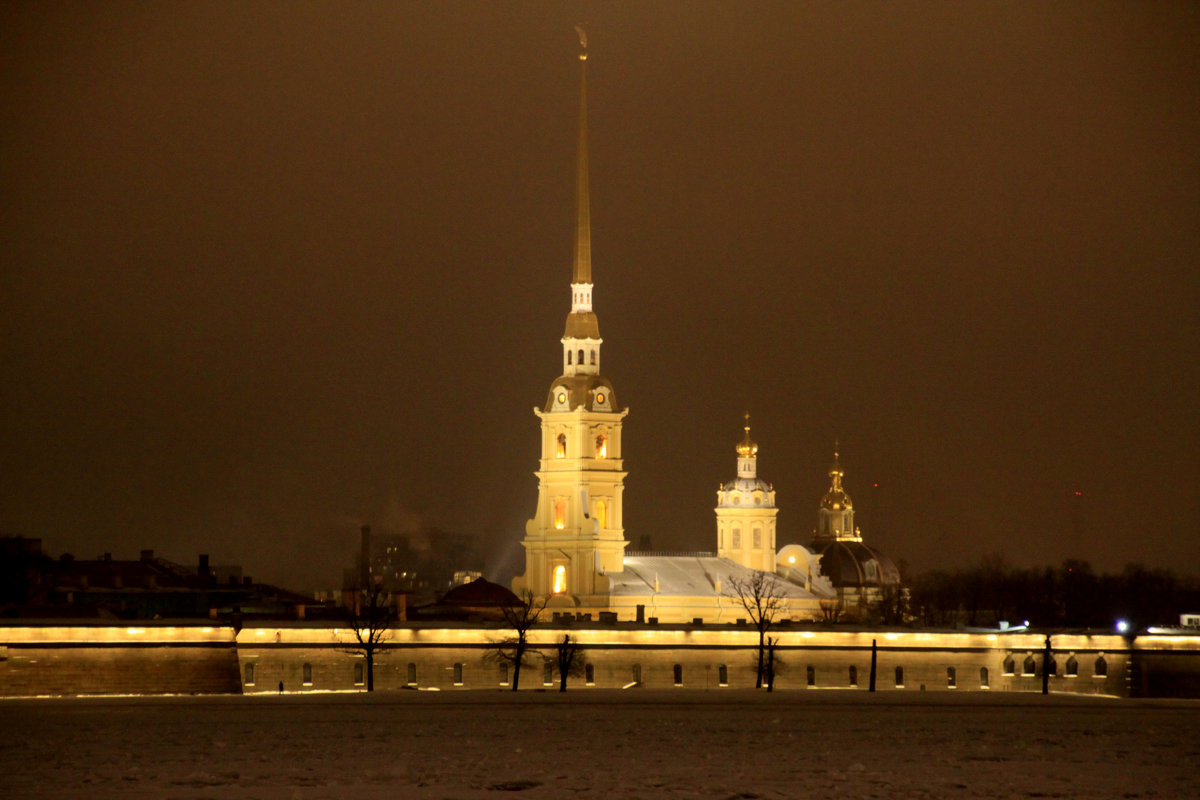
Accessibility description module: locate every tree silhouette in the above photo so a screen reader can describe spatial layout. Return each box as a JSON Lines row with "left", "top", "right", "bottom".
{"left": 726, "top": 571, "right": 788, "bottom": 689}
{"left": 487, "top": 590, "right": 547, "bottom": 691}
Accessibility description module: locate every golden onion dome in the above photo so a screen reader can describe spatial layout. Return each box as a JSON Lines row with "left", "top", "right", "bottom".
{"left": 736, "top": 413, "right": 758, "bottom": 457}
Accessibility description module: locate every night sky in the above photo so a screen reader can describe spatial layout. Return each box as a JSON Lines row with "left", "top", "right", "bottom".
{"left": 3, "top": 3, "right": 1197, "bottom": 591}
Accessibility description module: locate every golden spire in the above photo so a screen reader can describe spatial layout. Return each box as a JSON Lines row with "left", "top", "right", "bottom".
{"left": 572, "top": 24, "right": 591, "bottom": 285}
{"left": 736, "top": 412, "right": 758, "bottom": 457}
{"left": 830, "top": 440, "right": 843, "bottom": 491}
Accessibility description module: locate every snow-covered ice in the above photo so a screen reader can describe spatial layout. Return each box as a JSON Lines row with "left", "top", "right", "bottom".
{"left": 2, "top": 690, "right": 1197, "bottom": 799}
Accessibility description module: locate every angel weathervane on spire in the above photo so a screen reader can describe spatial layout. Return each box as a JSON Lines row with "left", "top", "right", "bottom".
{"left": 575, "top": 24, "right": 588, "bottom": 59}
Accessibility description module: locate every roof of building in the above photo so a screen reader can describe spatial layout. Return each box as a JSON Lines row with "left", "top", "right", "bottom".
{"left": 543, "top": 373, "right": 619, "bottom": 412}
{"left": 609, "top": 556, "right": 822, "bottom": 600}
{"left": 812, "top": 540, "right": 902, "bottom": 588}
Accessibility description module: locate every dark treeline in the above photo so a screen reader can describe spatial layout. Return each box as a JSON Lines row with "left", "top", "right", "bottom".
{"left": 904, "top": 556, "right": 1200, "bottom": 631}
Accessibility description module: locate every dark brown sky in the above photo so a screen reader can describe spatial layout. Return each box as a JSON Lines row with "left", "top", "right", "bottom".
{"left": 2, "top": 2, "right": 1197, "bottom": 591}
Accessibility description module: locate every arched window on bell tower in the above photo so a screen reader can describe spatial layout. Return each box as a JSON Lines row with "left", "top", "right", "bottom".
{"left": 554, "top": 499, "right": 566, "bottom": 529}
{"left": 553, "top": 565, "right": 567, "bottom": 594}
{"left": 595, "top": 433, "right": 607, "bottom": 458}
{"left": 595, "top": 500, "right": 607, "bottom": 529}
{"left": 567, "top": 351, "right": 573, "bottom": 365}
{"left": 556, "top": 433, "right": 567, "bottom": 458}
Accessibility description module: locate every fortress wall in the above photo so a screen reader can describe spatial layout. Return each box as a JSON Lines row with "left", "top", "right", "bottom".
{"left": 2, "top": 623, "right": 1187, "bottom": 697}
{"left": 0, "top": 624, "right": 240, "bottom": 696}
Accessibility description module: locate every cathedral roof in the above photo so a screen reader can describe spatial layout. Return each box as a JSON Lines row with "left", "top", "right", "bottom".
{"left": 811, "top": 540, "right": 901, "bottom": 589}
{"left": 720, "top": 476, "right": 772, "bottom": 494}
{"left": 609, "top": 556, "right": 822, "bottom": 600}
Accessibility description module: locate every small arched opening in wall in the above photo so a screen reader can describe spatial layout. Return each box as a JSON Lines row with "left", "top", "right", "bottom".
{"left": 1094, "top": 655, "right": 1107, "bottom": 677}
{"left": 979, "top": 666, "right": 989, "bottom": 688}
{"left": 849, "top": 665, "right": 858, "bottom": 687}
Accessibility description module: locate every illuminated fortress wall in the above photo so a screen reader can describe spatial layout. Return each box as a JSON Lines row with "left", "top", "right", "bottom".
{"left": 3, "top": 623, "right": 1198, "bottom": 697}
{"left": 0, "top": 624, "right": 241, "bottom": 696}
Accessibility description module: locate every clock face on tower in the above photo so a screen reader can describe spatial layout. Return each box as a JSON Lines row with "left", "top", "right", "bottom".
{"left": 595, "top": 392, "right": 605, "bottom": 404}
{"left": 557, "top": 391, "right": 568, "bottom": 405}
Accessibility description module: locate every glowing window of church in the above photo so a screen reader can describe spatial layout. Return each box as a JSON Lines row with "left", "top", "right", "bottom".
{"left": 753, "top": 529, "right": 761, "bottom": 549}
{"left": 578, "top": 348, "right": 585, "bottom": 364}
{"left": 554, "top": 500, "right": 566, "bottom": 529}
{"left": 732, "top": 530, "right": 741, "bottom": 549}
{"left": 595, "top": 500, "right": 607, "bottom": 529}
{"left": 556, "top": 434, "right": 566, "bottom": 458}
{"left": 595, "top": 434, "right": 607, "bottom": 458}
{"left": 553, "top": 565, "right": 566, "bottom": 594}
{"left": 590, "top": 349, "right": 596, "bottom": 365}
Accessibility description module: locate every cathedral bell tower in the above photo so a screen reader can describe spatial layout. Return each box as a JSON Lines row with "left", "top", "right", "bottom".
{"left": 513, "top": 28, "right": 628, "bottom": 603}
{"left": 715, "top": 415, "right": 778, "bottom": 572}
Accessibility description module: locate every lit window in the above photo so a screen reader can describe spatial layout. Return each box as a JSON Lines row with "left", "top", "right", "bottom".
{"left": 589, "top": 349, "right": 595, "bottom": 365}
{"left": 556, "top": 434, "right": 567, "bottom": 458}
{"left": 553, "top": 565, "right": 566, "bottom": 594}
{"left": 595, "top": 434, "right": 607, "bottom": 458}
{"left": 554, "top": 500, "right": 566, "bottom": 529}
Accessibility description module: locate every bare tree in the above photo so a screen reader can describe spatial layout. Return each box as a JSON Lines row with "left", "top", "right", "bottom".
{"left": 726, "top": 571, "right": 788, "bottom": 689}
{"left": 486, "top": 590, "right": 547, "bottom": 691}
{"left": 335, "top": 583, "right": 396, "bottom": 692}
{"left": 554, "top": 634, "right": 586, "bottom": 692}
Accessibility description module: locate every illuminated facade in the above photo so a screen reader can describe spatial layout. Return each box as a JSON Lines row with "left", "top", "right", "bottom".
{"left": 715, "top": 416, "right": 778, "bottom": 572}
{"left": 512, "top": 31, "right": 628, "bottom": 604}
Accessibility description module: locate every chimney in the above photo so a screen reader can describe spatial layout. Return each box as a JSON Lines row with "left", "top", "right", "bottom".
{"left": 198, "top": 554, "right": 210, "bottom": 578}
{"left": 359, "top": 524, "right": 371, "bottom": 589}
{"left": 140, "top": 549, "right": 154, "bottom": 563}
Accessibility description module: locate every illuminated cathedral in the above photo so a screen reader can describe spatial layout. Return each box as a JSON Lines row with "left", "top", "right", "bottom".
{"left": 512, "top": 32, "right": 899, "bottom": 623}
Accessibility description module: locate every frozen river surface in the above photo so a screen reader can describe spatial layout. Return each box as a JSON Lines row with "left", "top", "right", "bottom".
{"left": 2, "top": 690, "right": 1197, "bottom": 799}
